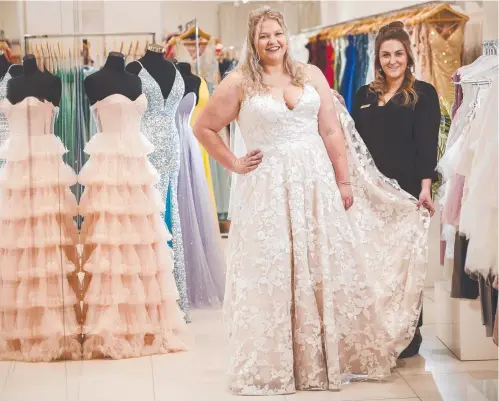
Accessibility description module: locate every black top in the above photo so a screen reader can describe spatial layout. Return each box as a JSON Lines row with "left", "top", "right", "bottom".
{"left": 176, "top": 62, "right": 201, "bottom": 105}
{"left": 0, "top": 53, "right": 11, "bottom": 80}
{"left": 352, "top": 80, "right": 440, "bottom": 198}
{"left": 84, "top": 52, "right": 142, "bottom": 105}
{"left": 126, "top": 49, "right": 177, "bottom": 99}
{"left": 6, "top": 55, "right": 62, "bottom": 106}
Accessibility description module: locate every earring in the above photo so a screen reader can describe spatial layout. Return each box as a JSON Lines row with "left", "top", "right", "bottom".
{"left": 254, "top": 54, "right": 260, "bottom": 63}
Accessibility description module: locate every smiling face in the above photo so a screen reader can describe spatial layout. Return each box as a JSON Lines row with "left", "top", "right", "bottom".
{"left": 254, "top": 18, "right": 288, "bottom": 66}
{"left": 379, "top": 39, "right": 408, "bottom": 82}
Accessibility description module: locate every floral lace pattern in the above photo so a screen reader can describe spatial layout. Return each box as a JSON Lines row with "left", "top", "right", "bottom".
{"left": 225, "top": 85, "right": 430, "bottom": 395}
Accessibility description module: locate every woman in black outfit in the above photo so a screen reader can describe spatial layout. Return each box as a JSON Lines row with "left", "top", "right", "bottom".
{"left": 351, "top": 22, "right": 441, "bottom": 358}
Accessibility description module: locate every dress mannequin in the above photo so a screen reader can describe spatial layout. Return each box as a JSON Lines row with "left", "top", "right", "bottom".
{"left": 177, "top": 62, "right": 201, "bottom": 104}
{"left": 7, "top": 64, "right": 23, "bottom": 78}
{"left": 6, "top": 55, "right": 61, "bottom": 106}
{"left": 126, "top": 45, "right": 191, "bottom": 318}
{"left": 0, "top": 52, "right": 11, "bottom": 80}
{"left": 126, "top": 45, "right": 176, "bottom": 98}
{"left": 84, "top": 52, "right": 142, "bottom": 104}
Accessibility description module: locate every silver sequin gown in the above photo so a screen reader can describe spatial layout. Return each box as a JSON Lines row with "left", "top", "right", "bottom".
{"left": 138, "top": 65, "right": 189, "bottom": 318}
{"left": 0, "top": 68, "right": 13, "bottom": 169}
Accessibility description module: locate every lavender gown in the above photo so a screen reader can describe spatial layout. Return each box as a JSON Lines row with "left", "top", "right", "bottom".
{"left": 176, "top": 92, "right": 226, "bottom": 308}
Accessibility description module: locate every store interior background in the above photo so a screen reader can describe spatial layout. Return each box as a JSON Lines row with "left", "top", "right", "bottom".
{"left": 0, "top": 1, "right": 498, "bottom": 400}
{"left": 1, "top": 1, "right": 497, "bottom": 49}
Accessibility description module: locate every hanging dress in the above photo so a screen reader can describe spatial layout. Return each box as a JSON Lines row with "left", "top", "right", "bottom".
{"left": 78, "top": 93, "right": 190, "bottom": 359}
{"left": 176, "top": 92, "right": 226, "bottom": 308}
{"left": 200, "top": 39, "right": 231, "bottom": 221}
{"left": 191, "top": 77, "right": 217, "bottom": 214}
{"left": 137, "top": 64, "right": 189, "bottom": 319}
{"left": 427, "top": 22, "right": 465, "bottom": 104}
{"left": 176, "top": 40, "right": 218, "bottom": 214}
{"left": 340, "top": 35, "right": 357, "bottom": 112}
{"left": 0, "top": 96, "right": 81, "bottom": 361}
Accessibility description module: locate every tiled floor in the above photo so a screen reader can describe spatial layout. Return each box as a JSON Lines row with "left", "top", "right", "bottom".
{"left": 0, "top": 291, "right": 496, "bottom": 401}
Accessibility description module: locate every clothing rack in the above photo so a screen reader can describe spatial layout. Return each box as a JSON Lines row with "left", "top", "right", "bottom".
{"left": 301, "top": 1, "right": 443, "bottom": 34}
{"left": 456, "top": 79, "right": 492, "bottom": 86}
{"left": 455, "top": 41, "right": 499, "bottom": 86}
{"left": 304, "top": 1, "right": 468, "bottom": 40}
{"left": 483, "top": 40, "right": 498, "bottom": 56}
{"left": 184, "top": 18, "right": 201, "bottom": 75}
{"left": 24, "top": 31, "right": 156, "bottom": 56}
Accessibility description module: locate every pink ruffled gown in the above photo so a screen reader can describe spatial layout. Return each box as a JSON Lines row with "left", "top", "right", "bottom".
{"left": 0, "top": 97, "right": 81, "bottom": 361}
{"left": 78, "top": 93, "right": 189, "bottom": 359}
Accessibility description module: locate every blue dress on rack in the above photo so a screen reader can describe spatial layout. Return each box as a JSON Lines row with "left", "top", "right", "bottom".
{"left": 340, "top": 35, "right": 357, "bottom": 113}
{"left": 137, "top": 64, "right": 189, "bottom": 319}
{"left": 353, "top": 34, "right": 370, "bottom": 96}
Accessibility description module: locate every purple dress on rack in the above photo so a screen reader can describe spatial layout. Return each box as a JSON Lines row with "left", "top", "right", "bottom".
{"left": 176, "top": 92, "right": 226, "bottom": 309}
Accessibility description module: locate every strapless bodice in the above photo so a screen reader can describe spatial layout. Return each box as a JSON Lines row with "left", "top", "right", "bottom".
{"left": 0, "top": 97, "right": 58, "bottom": 138}
{"left": 91, "top": 93, "right": 147, "bottom": 136}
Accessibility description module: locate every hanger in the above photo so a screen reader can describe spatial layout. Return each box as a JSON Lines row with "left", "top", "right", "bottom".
{"left": 311, "top": 2, "right": 468, "bottom": 41}
{"left": 425, "top": 3, "right": 468, "bottom": 23}
{"left": 168, "top": 26, "right": 218, "bottom": 46}
{"left": 133, "top": 40, "right": 140, "bottom": 59}
{"left": 179, "top": 38, "right": 209, "bottom": 46}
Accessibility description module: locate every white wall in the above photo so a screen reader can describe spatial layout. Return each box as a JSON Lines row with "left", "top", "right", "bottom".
{"left": 219, "top": 1, "right": 321, "bottom": 47}
{"left": 319, "top": 0, "right": 429, "bottom": 26}
{"left": 0, "top": 0, "right": 21, "bottom": 39}
{"left": 483, "top": 0, "right": 499, "bottom": 40}
{"left": 0, "top": 1, "right": 221, "bottom": 44}
{"left": 161, "top": 1, "right": 221, "bottom": 40}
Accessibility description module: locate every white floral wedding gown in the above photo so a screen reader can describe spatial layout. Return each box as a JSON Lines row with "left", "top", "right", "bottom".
{"left": 226, "top": 84, "right": 430, "bottom": 395}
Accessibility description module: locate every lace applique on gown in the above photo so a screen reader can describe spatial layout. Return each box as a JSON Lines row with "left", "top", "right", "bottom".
{"left": 225, "top": 85, "right": 430, "bottom": 395}
{"left": 0, "top": 96, "right": 81, "bottom": 361}
{"left": 78, "top": 93, "right": 190, "bottom": 359}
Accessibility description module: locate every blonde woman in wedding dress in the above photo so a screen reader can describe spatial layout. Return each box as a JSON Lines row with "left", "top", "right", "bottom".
{"left": 194, "top": 7, "right": 431, "bottom": 396}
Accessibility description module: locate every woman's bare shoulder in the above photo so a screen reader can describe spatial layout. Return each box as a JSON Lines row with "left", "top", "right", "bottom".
{"left": 223, "top": 69, "right": 244, "bottom": 87}
{"left": 302, "top": 63, "right": 323, "bottom": 82}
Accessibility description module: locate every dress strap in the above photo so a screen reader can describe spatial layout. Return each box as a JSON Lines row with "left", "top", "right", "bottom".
{"left": 6, "top": 64, "right": 15, "bottom": 75}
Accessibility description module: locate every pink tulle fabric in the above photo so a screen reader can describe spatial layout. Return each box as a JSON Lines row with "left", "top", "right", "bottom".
{"left": 442, "top": 174, "right": 466, "bottom": 226}
{"left": 0, "top": 97, "right": 81, "bottom": 361}
{"left": 79, "top": 94, "right": 189, "bottom": 359}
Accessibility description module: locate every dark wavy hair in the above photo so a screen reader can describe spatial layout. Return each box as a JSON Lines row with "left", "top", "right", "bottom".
{"left": 369, "top": 21, "right": 418, "bottom": 108}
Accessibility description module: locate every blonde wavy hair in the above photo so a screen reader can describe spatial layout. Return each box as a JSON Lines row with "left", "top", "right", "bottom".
{"left": 240, "top": 6, "right": 306, "bottom": 96}
{"left": 369, "top": 21, "right": 418, "bottom": 108}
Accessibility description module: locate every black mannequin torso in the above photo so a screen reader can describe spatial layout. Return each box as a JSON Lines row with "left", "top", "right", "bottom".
{"left": 0, "top": 53, "right": 11, "bottom": 80}
{"left": 8, "top": 64, "right": 23, "bottom": 78}
{"left": 6, "top": 55, "right": 62, "bottom": 106}
{"left": 126, "top": 47, "right": 177, "bottom": 99}
{"left": 84, "top": 52, "right": 142, "bottom": 105}
{"left": 176, "top": 62, "right": 201, "bottom": 105}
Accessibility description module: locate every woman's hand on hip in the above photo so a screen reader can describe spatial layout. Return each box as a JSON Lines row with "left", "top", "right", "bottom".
{"left": 232, "top": 149, "right": 263, "bottom": 174}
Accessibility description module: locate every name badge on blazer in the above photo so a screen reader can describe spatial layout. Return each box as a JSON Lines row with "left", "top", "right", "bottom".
{"left": 360, "top": 104, "right": 371, "bottom": 109}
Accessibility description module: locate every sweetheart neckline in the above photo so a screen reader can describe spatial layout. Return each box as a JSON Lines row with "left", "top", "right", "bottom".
{"left": 2, "top": 96, "right": 58, "bottom": 110}
{"left": 91, "top": 93, "right": 147, "bottom": 110}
